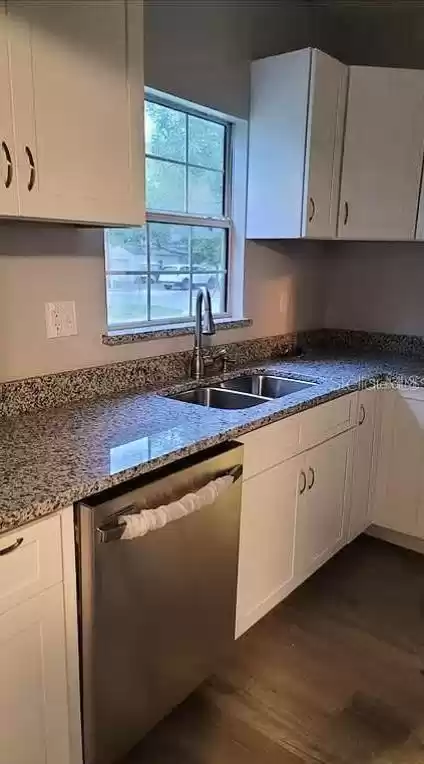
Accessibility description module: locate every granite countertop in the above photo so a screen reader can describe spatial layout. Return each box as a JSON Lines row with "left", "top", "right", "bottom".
{"left": 1, "top": 350, "right": 424, "bottom": 535}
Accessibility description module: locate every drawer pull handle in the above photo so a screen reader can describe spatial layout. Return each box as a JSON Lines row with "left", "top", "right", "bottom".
{"left": 25, "top": 146, "right": 36, "bottom": 191}
{"left": 0, "top": 536, "right": 24, "bottom": 556}
{"left": 307, "top": 467, "right": 315, "bottom": 490}
{"left": 359, "top": 404, "right": 366, "bottom": 425}
{"left": 2, "top": 140, "right": 13, "bottom": 188}
{"left": 299, "top": 470, "right": 307, "bottom": 495}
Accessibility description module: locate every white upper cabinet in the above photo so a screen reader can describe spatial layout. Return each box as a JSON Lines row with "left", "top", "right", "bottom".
{"left": 0, "top": 1, "right": 18, "bottom": 215}
{"left": 246, "top": 48, "right": 347, "bottom": 239}
{"left": 338, "top": 66, "right": 424, "bottom": 241}
{"left": 4, "top": 0, "right": 145, "bottom": 226}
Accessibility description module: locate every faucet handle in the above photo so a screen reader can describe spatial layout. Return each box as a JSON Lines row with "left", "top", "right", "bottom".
{"left": 211, "top": 346, "right": 230, "bottom": 374}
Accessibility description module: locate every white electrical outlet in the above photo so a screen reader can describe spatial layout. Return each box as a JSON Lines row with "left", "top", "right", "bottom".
{"left": 45, "top": 301, "right": 78, "bottom": 338}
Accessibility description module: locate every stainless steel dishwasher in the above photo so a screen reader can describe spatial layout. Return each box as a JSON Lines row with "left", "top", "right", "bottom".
{"left": 75, "top": 442, "right": 243, "bottom": 764}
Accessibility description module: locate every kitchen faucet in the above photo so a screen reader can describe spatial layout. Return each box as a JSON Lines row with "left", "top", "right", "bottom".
{"left": 191, "top": 287, "right": 216, "bottom": 380}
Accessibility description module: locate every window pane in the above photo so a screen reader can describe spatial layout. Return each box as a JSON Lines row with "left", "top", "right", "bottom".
{"left": 188, "top": 116, "right": 225, "bottom": 170}
{"left": 194, "top": 273, "right": 226, "bottom": 314}
{"left": 151, "top": 278, "right": 190, "bottom": 321}
{"left": 105, "top": 227, "right": 147, "bottom": 271}
{"left": 146, "top": 157, "right": 185, "bottom": 213}
{"left": 145, "top": 101, "right": 186, "bottom": 162}
{"left": 106, "top": 275, "right": 147, "bottom": 325}
{"left": 191, "top": 226, "right": 226, "bottom": 271}
{"left": 188, "top": 167, "right": 223, "bottom": 216}
{"left": 149, "top": 223, "right": 189, "bottom": 276}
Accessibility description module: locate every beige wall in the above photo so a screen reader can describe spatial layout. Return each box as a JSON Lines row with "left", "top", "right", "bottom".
{"left": 0, "top": 0, "right": 329, "bottom": 382}
{"left": 0, "top": 225, "right": 326, "bottom": 381}
{"left": 324, "top": 241, "right": 424, "bottom": 336}
{"left": 143, "top": 0, "right": 330, "bottom": 118}
{"left": 6, "top": 2, "right": 424, "bottom": 382}
{"left": 321, "top": 2, "right": 424, "bottom": 69}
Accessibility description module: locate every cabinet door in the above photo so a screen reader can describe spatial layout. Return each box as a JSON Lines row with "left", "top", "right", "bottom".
{"left": 338, "top": 66, "right": 424, "bottom": 240}
{"left": 295, "top": 431, "right": 352, "bottom": 580}
{"left": 236, "top": 456, "right": 302, "bottom": 637}
{"left": 0, "top": 1, "right": 18, "bottom": 215}
{"left": 8, "top": 0, "right": 144, "bottom": 226}
{"left": 303, "top": 50, "right": 347, "bottom": 238}
{"left": 247, "top": 48, "right": 311, "bottom": 239}
{"left": 374, "top": 390, "right": 424, "bottom": 537}
{"left": 348, "top": 389, "right": 377, "bottom": 541}
{"left": 0, "top": 585, "right": 71, "bottom": 764}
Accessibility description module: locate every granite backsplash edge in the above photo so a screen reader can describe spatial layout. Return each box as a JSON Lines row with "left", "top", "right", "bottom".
{"left": 2, "top": 328, "right": 424, "bottom": 418}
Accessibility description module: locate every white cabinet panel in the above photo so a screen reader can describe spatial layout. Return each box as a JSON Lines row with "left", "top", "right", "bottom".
{"left": 303, "top": 50, "right": 347, "bottom": 238}
{"left": 0, "top": 514, "right": 63, "bottom": 616}
{"left": 374, "top": 389, "right": 424, "bottom": 538}
{"left": 237, "top": 420, "right": 354, "bottom": 638}
{"left": 348, "top": 389, "right": 377, "bottom": 541}
{"left": 0, "top": 584, "right": 71, "bottom": 764}
{"left": 236, "top": 456, "right": 301, "bottom": 637}
{"left": 0, "top": 1, "right": 18, "bottom": 215}
{"left": 7, "top": 0, "right": 144, "bottom": 225}
{"left": 295, "top": 430, "right": 352, "bottom": 580}
{"left": 238, "top": 415, "right": 300, "bottom": 480}
{"left": 298, "top": 392, "right": 357, "bottom": 451}
{"left": 247, "top": 47, "right": 346, "bottom": 239}
{"left": 338, "top": 66, "right": 424, "bottom": 240}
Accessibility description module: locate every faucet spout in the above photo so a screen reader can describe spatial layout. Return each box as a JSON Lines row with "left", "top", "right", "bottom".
{"left": 197, "top": 287, "right": 215, "bottom": 338}
{"left": 191, "top": 287, "right": 216, "bottom": 380}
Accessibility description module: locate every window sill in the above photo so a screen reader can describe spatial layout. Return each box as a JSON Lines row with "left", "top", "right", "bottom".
{"left": 102, "top": 317, "right": 252, "bottom": 346}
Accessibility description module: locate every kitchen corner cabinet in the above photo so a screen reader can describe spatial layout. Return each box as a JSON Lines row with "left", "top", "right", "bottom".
{"left": 374, "top": 388, "right": 424, "bottom": 539}
{"left": 338, "top": 66, "right": 424, "bottom": 241}
{"left": 246, "top": 48, "right": 347, "bottom": 240}
{"left": 2, "top": 0, "right": 145, "bottom": 226}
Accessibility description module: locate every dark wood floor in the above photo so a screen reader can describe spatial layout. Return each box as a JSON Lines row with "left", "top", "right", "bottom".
{"left": 124, "top": 536, "right": 424, "bottom": 764}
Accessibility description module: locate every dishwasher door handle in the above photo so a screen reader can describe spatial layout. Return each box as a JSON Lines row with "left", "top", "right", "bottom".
{"left": 96, "top": 464, "right": 243, "bottom": 544}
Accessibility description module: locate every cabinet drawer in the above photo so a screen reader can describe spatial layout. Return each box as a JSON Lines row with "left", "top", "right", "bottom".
{"left": 238, "top": 415, "right": 300, "bottom": 480}
{"left": 0, "top": 514, "right": 63, "bottom": 615}
{"left": 298, "top": 393, "right": 357, "bottom": 451}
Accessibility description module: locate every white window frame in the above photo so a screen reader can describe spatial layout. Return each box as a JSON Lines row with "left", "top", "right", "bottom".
{"left": 105, "top": 90, "right": 245, "bottom": 332}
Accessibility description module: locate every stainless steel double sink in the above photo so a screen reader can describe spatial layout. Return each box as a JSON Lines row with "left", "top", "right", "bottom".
{"left": 168, "top": 374, "right": 317, "bottom": 410}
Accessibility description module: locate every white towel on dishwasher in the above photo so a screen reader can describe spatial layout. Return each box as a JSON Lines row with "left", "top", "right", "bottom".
{"left": 118, "top": 474, "right": 234, "bottom": 540}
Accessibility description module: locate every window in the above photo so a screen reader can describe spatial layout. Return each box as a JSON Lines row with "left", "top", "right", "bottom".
{"left": 105, "top": 96, "right": 232, "bottom": 330}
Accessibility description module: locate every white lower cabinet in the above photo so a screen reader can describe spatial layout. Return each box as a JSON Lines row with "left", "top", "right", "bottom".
{"left": 236, "top": 455, "right": 302, "bottom": 637}
{"left": 348, "top": 389, "right": 378, "bottom": 541}
{"left": 374, "top": 388, "right": 424, "bottom": 539}
{"left": 294, "top": 430, "right": 352, "bottom": 580}
{"left": 236, "top": 413, "right": 355, "bottom": 638}
{"left": 0, "top": 509, "right": 81, "bottom": 764}
{"left": 0, "top": 584, "right": 71, "bottom": 764}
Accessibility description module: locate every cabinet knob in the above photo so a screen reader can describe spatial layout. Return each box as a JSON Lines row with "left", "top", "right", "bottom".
{"left": 1, "top": 141, "right": 13, "bottom": 189}
{"left": 308, "top": 196, "right": 316, "bottom": 223}
{"left": 307, "top": 467, "right": 315, "bottom": 490}
{"left": 25, "top": 146, "right": 36, "bottom": 191}
{"left": 343, "top": 201, "right": 349, "bottom": 226}
{"left": 299, "top": 470, "right": 307, "bottom": 495}
{"left": 359, "top": 404, "right": 366, "bottom": 425}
